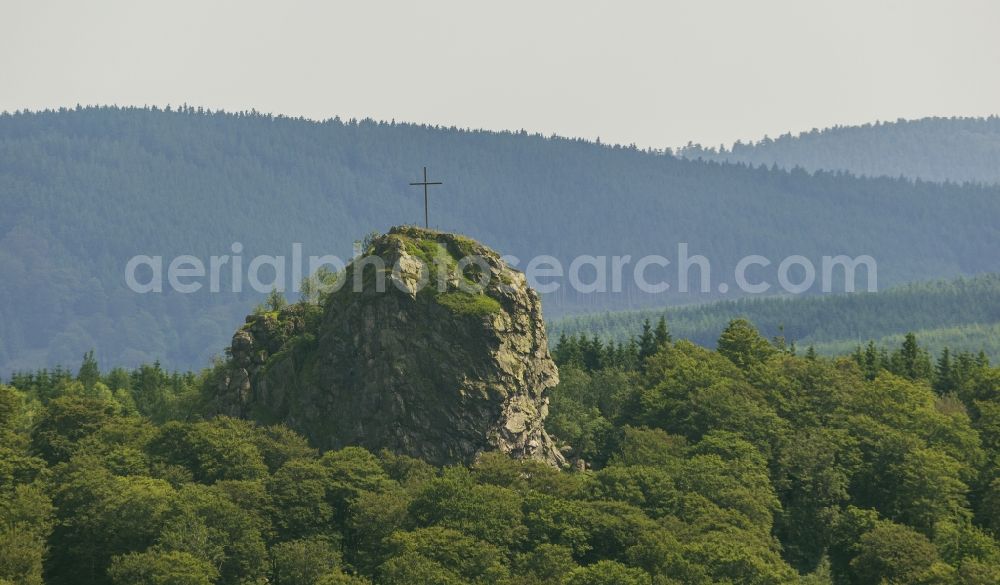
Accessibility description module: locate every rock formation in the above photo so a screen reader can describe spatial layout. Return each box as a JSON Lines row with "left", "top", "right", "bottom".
{"left": 216, "top": 226, "right": 566, "bottom": 467}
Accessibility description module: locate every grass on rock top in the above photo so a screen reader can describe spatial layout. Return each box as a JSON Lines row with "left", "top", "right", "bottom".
{"left": 341, "top": 229, "right": 507, "bottom": 317}
{"left": 392, "top": 232, "right": 495, "bottom": 292}
{"left": 436, "top": 291, "right": 502, "bottom": 317}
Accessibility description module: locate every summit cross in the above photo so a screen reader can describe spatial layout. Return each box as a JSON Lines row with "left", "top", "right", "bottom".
{"left": 409, "top": 166, "right": 443, "bottom": 229}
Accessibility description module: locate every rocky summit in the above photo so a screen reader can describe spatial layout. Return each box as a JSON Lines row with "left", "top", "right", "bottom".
{"left": 215, "top": 226, "right": 566, "bottom": 467}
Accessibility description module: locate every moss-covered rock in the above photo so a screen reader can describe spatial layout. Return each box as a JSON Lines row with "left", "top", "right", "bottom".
{"left": 215, "top": 226, "right": 565, "bottom": 467}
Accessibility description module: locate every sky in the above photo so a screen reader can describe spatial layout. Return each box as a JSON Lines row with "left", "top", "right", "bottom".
{"left": 2, "top": 0, "right": 999, "bottom": 149}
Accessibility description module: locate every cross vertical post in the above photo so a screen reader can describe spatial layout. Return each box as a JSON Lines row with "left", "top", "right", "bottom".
{"left": 409, "top": 166, "right": 443, "bottom": 229}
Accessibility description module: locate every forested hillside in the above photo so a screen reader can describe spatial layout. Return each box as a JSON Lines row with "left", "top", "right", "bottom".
{"left": 3, "top": 107, "right": 1000, "bottom": 373}
{"left": 551, "top": 274, "right": 1000, "bottom": 362}
{"left": 677, "top": 116, "right": 1000, "bottom": 184}
{"left": 4, "top": 319, "right": 1000, "bottom": 584}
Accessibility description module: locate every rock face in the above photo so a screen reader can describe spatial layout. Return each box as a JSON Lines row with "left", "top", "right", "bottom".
{"left": 216, "top": 226, "right": 565, "bottom": 467}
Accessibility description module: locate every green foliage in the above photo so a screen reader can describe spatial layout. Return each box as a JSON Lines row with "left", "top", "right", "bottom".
{"left": 108, "top": 550, "right": 219, "bottom": 585}
{"left": 546, "top": 366, "right": 618, "bottom": 464}
{"left": 3, "top": 316, "right": 1000, "bottom": 583}
{"left": 653, "top": 317, "right": 671, "bottom": 347}
{"left": 361, "top": 231, "right": 381, "bottom": 254}
{"left": 31, "top": 394, "right": 119, "bottom": 463}
{"left": 514, "top": 543, "right": 578, "bottom": 582}
{"left": 545, "top": 318, "right": 1000, "bottom": 581}
{"left": 47, "top": 465, "right": 178, "bottom": 584}
{"left": 0, "top": 467, "right": 49, "bottom": 569}
{"left": 717, "top": 318, "right": 778, "bottom": 369}
{"left": 0, "top": 385, "right": 18, "bottom": 429}
{"left": 267, "top": 458, "right": 335, "bottom": 540}
{"left": 317, "top": 570, "right": 372, "bottom": 585}
{"left": 77, "top": 351, "right": 100, "bottom": 391}
{"left": 435, "top": 291, "right": 502, "bottom": 317}
{"left": 270, "top": 537, "right": 341, "bottom": 585}
{"left": 554, "top": 334, "right": 639, "bottom": 373}
{"left": 149, "top": 418, "right": 268, "bottom": 483}
{"left": 265, "top": 290, "right": 289, "bottom": 313}
{"left": 562, "top": 560, "right": 650, "bottom": 585}
{"left": 410, "top": 467, "right": 525, "bottom": 549}
{"left": 848, "top": 520, "right": 941, "bottom": 585}
{"left": 0, "top": 521, "right": 49, "bottom": 585}
{"left": 889, "top": 332, "right": 934, "bottom": 381}
{"left": 638, "top": 319, "right": 657, "bottom": 365}
{"left": 166, "top": 483, "right": 268, "bottom": 583}
{"left": 379, "top": 527, "right": 508, "bottom": 584}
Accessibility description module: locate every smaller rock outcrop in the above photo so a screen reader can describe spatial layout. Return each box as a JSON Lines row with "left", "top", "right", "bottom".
{"left": 216, "top": 226, "right": 566, "bottom": 467}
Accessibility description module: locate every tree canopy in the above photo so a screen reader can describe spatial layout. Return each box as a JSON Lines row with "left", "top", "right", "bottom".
{"left": 3, "top": 317, "right": 1000, "bottom": 583}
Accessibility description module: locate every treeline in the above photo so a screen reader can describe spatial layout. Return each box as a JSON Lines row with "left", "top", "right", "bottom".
{"left": 3, "top": 107, "right": 1000, "bottom": 373}
{"left": 4, "top": 318, "right": 1000, "bottom": 583}
{"left": 677, "top": 116, "right": 1000, "bottom": 184}
{"left": 550, "top": 273, "right": 1000, "bottom": 362}
{"left": 813, "top": 322, "right": 1000, "bottom": 364}
{"left": 554, "top": 317, "right": 990, "bottom": 393}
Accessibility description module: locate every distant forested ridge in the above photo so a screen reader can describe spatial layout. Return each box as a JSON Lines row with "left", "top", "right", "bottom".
{"left": 678, "top": 116, "right": 1000, "bottom": 184}
{"left": 2, "top": 106, "right": 1000, "bottom": 373}
{"left": 551, "top": 274, "right": 1000, "bottom": 362}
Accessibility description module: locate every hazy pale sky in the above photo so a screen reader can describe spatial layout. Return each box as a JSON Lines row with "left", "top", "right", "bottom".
{"left": 2, "top": 0, "right": 998, "bottom": 149}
